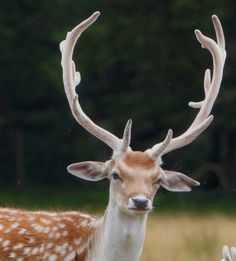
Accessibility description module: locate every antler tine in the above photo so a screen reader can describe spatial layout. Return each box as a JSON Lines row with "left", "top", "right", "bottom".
{"left": 119, "top": 119, "right": 132, "bottom": 154}
{"left": 147, "top": 15, "right": 226, "bottom": 158}
{"left": 212, "top": 15, "right": 225, "bottom": 50}
{"left": 60, "top": 12, "right": 127, "bottom": 153}
{"left": 148, "top": 129, "right": 173, "bottom": 160}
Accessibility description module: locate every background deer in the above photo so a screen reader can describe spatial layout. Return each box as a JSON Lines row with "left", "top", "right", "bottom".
{"left": 222, "top": 246, "right": 236, "bottom": 261}
{"left": 0, "top": 11, "right": 226, "bottom": 261}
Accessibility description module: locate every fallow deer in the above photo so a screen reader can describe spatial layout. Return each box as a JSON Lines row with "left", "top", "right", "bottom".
{"left": 222, "top": 246, "right": 236, "bottom": 261}
{"left": 0, "top": 12, "right": 226, "bottom": 261}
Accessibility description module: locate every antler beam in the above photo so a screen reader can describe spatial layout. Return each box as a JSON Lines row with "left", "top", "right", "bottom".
{"left": 60, "top": 12, "right": 131, "bottom": 154}
{"left": 147, "top": 15, "right": 226, "bottom": 159}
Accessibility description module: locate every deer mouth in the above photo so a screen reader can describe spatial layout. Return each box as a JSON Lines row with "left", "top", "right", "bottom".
{"left": 128, "top": 206, "right": 152, "bottom": 213}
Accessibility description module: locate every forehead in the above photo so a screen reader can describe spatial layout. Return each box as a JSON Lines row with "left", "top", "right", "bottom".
{"left": 115, "top": 151, "right": 159, "bottom": 178}
{"left": 123, "top": 151, "right": 155, "bottom": 169}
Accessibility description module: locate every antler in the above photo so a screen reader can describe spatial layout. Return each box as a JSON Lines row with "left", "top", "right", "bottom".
{"left": 60, "top": 12, "right": 131, "bottom": 154}
{"left": 222, "top": 246, "right": 236, "bottom": 261}
{"left": 147, "top": 15, "right": 226, "bottom": 159}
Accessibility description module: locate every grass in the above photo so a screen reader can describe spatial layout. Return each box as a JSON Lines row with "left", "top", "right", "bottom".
{"left": 141, "top": 213, "right": 236, "bottom": 261}
{"left": 0, "top": 186, "right": 109, "bottom": 212}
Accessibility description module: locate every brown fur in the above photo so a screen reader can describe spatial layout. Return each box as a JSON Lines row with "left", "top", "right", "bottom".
{"left": 123, "top": 151, "right": 155, "bottom": 170}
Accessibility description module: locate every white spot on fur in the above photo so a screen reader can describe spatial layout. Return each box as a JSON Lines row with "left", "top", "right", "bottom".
{"left": 54, "top": 232, "right": 61, "bottom": 239}
{"left": 40, "top": 218, "right": 51, "bottom": 224}
{"left": 3, "top": 240, "right": 10, "bottom": 248}
{"left": 23, "top": 247, "right": 31, "bottom": 255}
{"left": 77, "top": 242, "right": 88, "bottom": 255}
{"left": 39, "top": 244, "right": 45, "bottom": 253}
{"left": 13, "top": 243, "right": 24, "bottom": 250}
{"left": 52, "top": 226, "right": 59, "bottom": 231}
{"left": 31, "top": 224, "right": 44, "bottom": 233}
{"left": 74, "top": 238, "right": 81, "bottom": 245}
{"left": 46, "top": 243, "right": 54, "bottom": 249}
{"left": 65, "top": 251, "right": 76, "bottom": 261}
{"left": 55, "top": 243, "right": 68, "bottom": 255}
{"left": 28, "top": 238, "right": 35, "bottom": 244}
{"left": 9, "top": 252, "right": 16, "bottom": 258}
{"left": 49, "top": 254, "right": 57, "bottom": 261}
{"left": 12, "top": 223, "right": 19, "bottom": 229}
{"left": 63, "top": 217, "right": 73, "bottom": 222}
{"left": 32, "top": 247, "right": 39, "bottom": 255}
{"left": 81, "top": 220, "right": 89, "bottom": 228}
{"left": 62, "top": 231, "right": 68, "bottom": 236}
{"left": 43, "top": 227, "right": 50, "bottom": 234}
{"left": 19, "top": 228, "right": 27, "bottom": 235}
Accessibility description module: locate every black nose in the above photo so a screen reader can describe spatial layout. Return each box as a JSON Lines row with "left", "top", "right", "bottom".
{"left": 132, "top": 197, "right": 149, "bottom": 209}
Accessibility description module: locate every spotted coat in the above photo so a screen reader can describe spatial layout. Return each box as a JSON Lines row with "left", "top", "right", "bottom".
{"left": 0, "top": 208, "right": 98, "bottom": 260}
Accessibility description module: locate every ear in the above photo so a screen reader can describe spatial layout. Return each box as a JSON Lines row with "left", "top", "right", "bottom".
{"left": 67, "top": 161, "right": 108, "bottom": 181}
{"left": 159, "top": 170, "right": 200, "bottom": 192}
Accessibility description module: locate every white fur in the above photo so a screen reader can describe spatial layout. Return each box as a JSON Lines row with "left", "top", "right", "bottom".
{"left": 89, "top": 193, "right": 148, "bottom": 261}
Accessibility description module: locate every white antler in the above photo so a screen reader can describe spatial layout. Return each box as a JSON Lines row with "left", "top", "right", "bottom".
{"left": 60, "top": 12, "right": 131, "bottom": 153}
{"left": 147, "top": 15, "right": 226, "bottom": 159}
{"left": 222, "top": 245, "right": 236, "bottom": 261}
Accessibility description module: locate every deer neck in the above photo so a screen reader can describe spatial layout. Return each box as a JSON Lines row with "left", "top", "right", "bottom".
{"left": 91, "top": 197, "right": 148, "bottom": 261}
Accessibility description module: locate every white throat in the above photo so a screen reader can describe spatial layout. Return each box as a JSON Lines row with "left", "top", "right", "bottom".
{"left": 90, "top": 197, "right": 148, "bottom": 261}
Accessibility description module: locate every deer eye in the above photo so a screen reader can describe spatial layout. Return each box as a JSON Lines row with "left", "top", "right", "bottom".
{"left": 111, "top": 172, "right": 123, "bottom": 182}
{"left": 153, "top": 179, "right": 161, "bottom": 186}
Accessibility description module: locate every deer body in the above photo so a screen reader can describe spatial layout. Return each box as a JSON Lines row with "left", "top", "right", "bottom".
{"left": 0, "top": 208, "right": 98, "bottom": 260}
{"left": 0, "top": 11, "right": 226, "bottom": 261}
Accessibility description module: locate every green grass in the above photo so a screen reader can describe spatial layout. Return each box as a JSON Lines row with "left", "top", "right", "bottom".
{"left": 0, "top": 186, "right": 109, "bottom": 212}
{"left": 155, "top": 189, "right": 236, "bottom": 215}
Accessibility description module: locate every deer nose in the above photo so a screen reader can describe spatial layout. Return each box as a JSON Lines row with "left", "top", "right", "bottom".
{"left": 132, "top": 196, "right": 149, "bottom": 210}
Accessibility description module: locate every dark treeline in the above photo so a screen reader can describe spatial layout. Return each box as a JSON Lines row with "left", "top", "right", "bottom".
{"left": 0, "top": 0, "right": 236, "bottom": 191}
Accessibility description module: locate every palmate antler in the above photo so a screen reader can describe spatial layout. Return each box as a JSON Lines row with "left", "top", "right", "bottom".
{"left": 147, "top": 15, "right": 226, "bottom": 159}
{"left": 60, "top": 12, "right": 226, "bottom": 161}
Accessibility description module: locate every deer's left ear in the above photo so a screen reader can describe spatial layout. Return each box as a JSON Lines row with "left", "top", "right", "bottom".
{"left": 67, "top": 161, "right": 108, "bottom": 181}
{"left": 159, "top": 170, "right": 200, "bottom": 192}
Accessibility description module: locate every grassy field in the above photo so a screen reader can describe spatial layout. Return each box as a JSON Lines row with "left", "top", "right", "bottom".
{"left": 141, "top": 213, "right": 236, "bottom": 261}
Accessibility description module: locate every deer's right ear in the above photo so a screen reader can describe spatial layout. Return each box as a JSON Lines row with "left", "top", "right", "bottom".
{"left": 67, "top": 161, "right": 108, "bottom": 181}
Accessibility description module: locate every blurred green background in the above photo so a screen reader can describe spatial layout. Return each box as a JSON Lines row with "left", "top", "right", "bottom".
{"left": 0, "top": 0, "right": 235, "bottom": 213}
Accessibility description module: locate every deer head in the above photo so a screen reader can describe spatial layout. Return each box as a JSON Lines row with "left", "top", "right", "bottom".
{"left": 222, "top": 245, "right": 236, "bottom": 261}
{"left": 60, "top": 12, "right": 226, "bottom": 214}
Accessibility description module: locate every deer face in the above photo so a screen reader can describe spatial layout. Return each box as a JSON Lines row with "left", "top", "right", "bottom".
{"left": 67, "top": 150, "right": 199, "bottom": 215}
{"left": 108, "top": 151, "right": 160, "bottom": 214}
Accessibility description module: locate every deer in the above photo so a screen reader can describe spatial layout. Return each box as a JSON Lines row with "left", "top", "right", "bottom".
{"left": 222, "top": 246, "right": 236, "bottom": 261}
{"left": 0, "top": 12, "right": 226, "bottom": 261}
